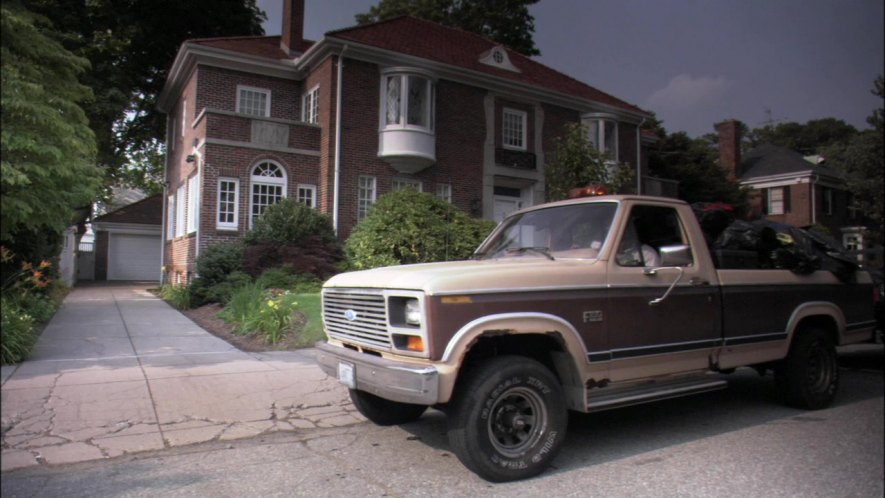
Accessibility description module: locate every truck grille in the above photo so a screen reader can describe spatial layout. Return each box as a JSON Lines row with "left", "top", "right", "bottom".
{"left": 323, "top": 290, "right": 391, "bottom": 350}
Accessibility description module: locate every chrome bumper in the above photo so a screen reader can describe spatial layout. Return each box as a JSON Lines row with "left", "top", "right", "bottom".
{"left": 314, "top": 342, "right": 440, "bottom": 405}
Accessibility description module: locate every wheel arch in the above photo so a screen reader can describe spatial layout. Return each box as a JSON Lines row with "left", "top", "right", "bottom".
{"left": 785, "top": 302, "right": 844, "bottom": 351}
{"left": 439, "top": 313, "right": 587, "bottom": 407}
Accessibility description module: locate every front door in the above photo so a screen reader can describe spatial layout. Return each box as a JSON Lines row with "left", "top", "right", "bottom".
{"left": 493, "top": 197, "right": 522, "bottom": 223}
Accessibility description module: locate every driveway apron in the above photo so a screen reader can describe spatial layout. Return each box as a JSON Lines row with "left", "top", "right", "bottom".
{"left": 1, "top": 283, "right": 358, "bottom": 471}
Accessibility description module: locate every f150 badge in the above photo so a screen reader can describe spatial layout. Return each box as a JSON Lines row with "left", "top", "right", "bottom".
{"left": 583, "top": 310, "right": 603, "bottom": 323}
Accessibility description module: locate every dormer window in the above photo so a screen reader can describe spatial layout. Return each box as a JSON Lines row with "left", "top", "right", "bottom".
{"left": 479, "top": 46, "right": 521, "bottom": 73}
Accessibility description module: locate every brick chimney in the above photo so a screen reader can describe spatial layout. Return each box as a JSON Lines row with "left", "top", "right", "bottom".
{"left": 715, "top": 119, "right": 742, "bottom": 181}
{"left": 281, "top": 0, "right": 305, "bottom": 56}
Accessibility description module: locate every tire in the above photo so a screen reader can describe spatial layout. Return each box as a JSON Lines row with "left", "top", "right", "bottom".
{"left": 447, "top": 356, "right": 567, "bottom": 482}
{"left": 775, "top": 328, "right": 839, "bottom": 410}
{"left": 349, "top": 390, "right": 428, "bottom": 426}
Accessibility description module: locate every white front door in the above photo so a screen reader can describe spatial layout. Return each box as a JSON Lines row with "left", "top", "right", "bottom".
{"left": 493, "top": 197, "right": 522, "bottom": 223}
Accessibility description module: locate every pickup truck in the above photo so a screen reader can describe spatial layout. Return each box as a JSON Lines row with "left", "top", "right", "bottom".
{"left": 315, "top": 194, "right": 877, "bottom": 482}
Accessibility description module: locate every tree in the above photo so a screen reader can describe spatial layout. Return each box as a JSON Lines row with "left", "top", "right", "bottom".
{"left": 544, "top": 123, "right": 635, "bottom": 202}
{"left": 823, "top": 76, "right": 885, "bottom": 245}
{"left": 356, "top": 0, "right": 541, "bottom": 56}
{"left": 25, "top": 0, "right": 266, "bottom": 197}
{"left": 748, "top": 118, "right": 858, "bottom": 155}
{"left": 648, "top": 131, "right": 747, "bottom": 209}
{"left": 1, "top": 1, "right": 102, "bottom": 242}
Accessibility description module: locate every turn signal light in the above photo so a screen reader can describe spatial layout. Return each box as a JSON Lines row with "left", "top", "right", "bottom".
{"left": 406, "top": 336, "right": 425, "bottom": 352}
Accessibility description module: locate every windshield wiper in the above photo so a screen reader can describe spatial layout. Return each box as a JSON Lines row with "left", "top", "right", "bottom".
{"left": 506, "top": 246, "right": 555, "bottom": 260}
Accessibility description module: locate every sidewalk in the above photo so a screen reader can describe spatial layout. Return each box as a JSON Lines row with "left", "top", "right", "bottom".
{"left": 1, "top": 283, "right": 360, "bottom": 471}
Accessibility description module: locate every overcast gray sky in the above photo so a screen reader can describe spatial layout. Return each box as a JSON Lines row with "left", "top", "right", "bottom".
{"left": 257, "top": 0, "right": 884, "bottom": 137}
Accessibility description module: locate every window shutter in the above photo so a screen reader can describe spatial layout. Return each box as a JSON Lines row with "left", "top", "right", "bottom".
{"left": 761, "top": 189, "right": 768, "bottom": 215}
{"left": 784, "top": 186, "right": 791, "bottom": 213}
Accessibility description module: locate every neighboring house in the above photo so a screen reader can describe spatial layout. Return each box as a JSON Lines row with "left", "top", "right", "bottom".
{"left": 157, "top": 0, "right": 654, "bottom": 283}
{"left": 91, "top": 194, "right": 163, "bottom": 281}
{"left": 716, "top": 120, "right": 871, "bottom": 257}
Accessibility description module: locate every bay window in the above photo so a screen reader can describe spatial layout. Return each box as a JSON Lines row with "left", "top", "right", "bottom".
{"left": 382, "top": 72, "right": 434, "bottom": 132}
{"left": 378, "top": 68, "right": 437, "bottom": 172}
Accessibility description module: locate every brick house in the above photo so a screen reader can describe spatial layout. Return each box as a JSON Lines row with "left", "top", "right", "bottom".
{"left": 157, "top": 0, "right": 654, "bottom": 283}
{"left": 715, "top": 120, "right": 870, "bottom": 255}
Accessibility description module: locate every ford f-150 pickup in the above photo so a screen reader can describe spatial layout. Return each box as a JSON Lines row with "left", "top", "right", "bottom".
{"left": 315, "top": 194, "right": 877, "bottom": 481}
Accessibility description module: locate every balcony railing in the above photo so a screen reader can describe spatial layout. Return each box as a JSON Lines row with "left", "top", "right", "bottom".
{"left": 495, "top": 148, "right": 536, "bottom": 170}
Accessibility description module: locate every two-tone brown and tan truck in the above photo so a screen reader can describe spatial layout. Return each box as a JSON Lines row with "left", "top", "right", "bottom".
{"left": 315, "top": 194, "right": 877, "bottom": 481}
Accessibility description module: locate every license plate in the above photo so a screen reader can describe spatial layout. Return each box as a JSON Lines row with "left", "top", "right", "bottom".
{"left": 338, "top": 361, "right": 355, "bottom": 389}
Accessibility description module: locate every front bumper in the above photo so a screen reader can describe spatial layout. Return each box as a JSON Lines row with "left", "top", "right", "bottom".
{"left": 314, "top": 342, "right": 440, "bottom": 405}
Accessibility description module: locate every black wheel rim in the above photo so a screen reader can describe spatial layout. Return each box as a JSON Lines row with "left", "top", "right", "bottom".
{"left": 487, "top": 386, "right": 547, "bottom": 457}
{"left": 806, "top": 340, "right": 834, "bottom": 393}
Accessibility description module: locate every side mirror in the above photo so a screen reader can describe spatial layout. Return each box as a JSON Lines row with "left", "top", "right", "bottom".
{"left": 659, "top": 244, "right": 693, "bottom": 267}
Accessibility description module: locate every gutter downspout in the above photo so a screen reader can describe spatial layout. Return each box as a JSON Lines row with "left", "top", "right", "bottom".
{"left": 332, "top": 45, "right": 348, "bottom": 234}
{"left": 160, "top": 118, "right": 171, "bottom": 284}
{"left": 636, "top": 118, "right": 646, "bottom": 194}
{"left": 191, "top": 143, "right": 203, "bottom": 262}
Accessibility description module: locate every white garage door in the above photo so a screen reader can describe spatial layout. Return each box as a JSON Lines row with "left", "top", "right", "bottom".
{"left": 108, "top": 233, "right": 161, "bottom": 281}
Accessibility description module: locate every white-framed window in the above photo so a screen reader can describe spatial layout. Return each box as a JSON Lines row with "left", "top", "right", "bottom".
{"left": 822, "top": 187, "right": 834, "bottom": 215}
{"left": 392, "top": 177, "right": 422, "bottom": 192}
{"left": 175, "top": 184, "right": 186, "bottom": 237}
{"left": 435, "top": 183, "right": 452, "bottom": 203}
{"left": 217, "top": 177, "right": 239, "bottom": 230}
{"left": 585, "top": 117, "right": 619, "bottom": 161}
{"left": 237, "top": 85, "right": 270, "bottom": 117}
{"left": 167, "top": 194, "right": 175, "bottom": 239}
{"left": 186, "top": 174, "right": 199, "bottom": 234}
{"left": 382, "top": 73, "right": 435, "bottom": 131}
{"left": 302, "top": 85, "right": 319, "bottom": 124}
{"left": 181, "top": 99, "right": 187, "bottom": 137}
{"left": 297, "top": 184, "right": 317, "bottom": 208}
{"left": 250, "top": 161, "right": 287, "bottom": 227}
{"left": 502, "top": 108, "right": 527, "bottom": 150}
{"left": 767, "top": 187, "right": 785, "bottom": 215}
{"left": 358, "top": 176, "right": 377, "bottom": 221}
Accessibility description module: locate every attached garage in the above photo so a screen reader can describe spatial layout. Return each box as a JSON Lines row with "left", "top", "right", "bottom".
{"left": 91, "top": 195, "right": 163, "bottom": 282}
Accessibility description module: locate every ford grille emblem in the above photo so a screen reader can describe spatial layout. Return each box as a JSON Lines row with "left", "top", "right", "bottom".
{"left": 344, "top": 309, "right": 358, "bottom": 322}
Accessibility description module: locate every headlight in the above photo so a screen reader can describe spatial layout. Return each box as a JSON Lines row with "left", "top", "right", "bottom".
{"left": 405, "top": 299, "right": 421, "bottom": 326}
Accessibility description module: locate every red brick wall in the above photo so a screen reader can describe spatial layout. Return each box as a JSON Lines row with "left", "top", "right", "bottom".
{"left": 196, "top": 66, "right": 302, "bottom": 121}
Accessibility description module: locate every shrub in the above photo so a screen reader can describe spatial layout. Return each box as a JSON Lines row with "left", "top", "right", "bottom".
{"left": 1, "top": 297, "right": 37, "bottom": 364}
{"left": 195, "top": 242, "right": 243, "bottom": 286}
{"left": 245, "top": 199, "right": 336, "bottom": 246}
{"left": 242, "top": 290, "right": 300, "bottom": 344}
{"left": 345, "top": 188, "right": 496, "bottom": 270}
{"left": 217, "top": 282, "right": 265, "bottom": 334}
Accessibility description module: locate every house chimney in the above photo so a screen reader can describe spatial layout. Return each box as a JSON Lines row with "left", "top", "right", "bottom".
{"left": 281, "top": 0, "right": 305, "bottom": 56}
{"left": 715, "top": 119, "right": 742, "bottom": 181}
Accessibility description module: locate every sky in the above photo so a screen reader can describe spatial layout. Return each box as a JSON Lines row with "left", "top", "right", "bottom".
{"left": 256, "top": 0, "right": 884, "bottom": 137}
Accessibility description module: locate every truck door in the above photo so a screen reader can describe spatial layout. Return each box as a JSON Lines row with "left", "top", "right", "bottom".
{"left": 605, "top": 204, "right": 722, "bottom": 382}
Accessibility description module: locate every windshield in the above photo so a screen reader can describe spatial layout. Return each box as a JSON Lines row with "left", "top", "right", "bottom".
{"left": 475, "top": 202, "right": 618, "bottom": 260}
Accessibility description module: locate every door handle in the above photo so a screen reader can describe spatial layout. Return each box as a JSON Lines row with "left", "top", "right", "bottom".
{"left": 689, "top": 277, "right": 709, "bottom": 286}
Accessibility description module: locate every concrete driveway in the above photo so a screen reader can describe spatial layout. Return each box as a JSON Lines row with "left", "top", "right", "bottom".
{"left": 1, "top": 283, "right": 359, "bottom": 471}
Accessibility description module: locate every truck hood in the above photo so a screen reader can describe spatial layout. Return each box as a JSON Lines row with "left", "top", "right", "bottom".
{"left": 324, "top": 258, "right": 606, "bottom": 295}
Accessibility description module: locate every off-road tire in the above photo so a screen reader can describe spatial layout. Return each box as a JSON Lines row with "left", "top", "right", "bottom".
{"left": 447, "top": 355, "right": 567, "bottom": 482}
{"left": 775, "top": 328, "right": 839, "bottom": 409}
{"left": 349, "top": 390, "right": 427, "bottom": 426}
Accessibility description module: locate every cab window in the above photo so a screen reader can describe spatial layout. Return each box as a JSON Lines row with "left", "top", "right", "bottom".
{"left": 616, "top": 205, "right": 690, "bottom": 267}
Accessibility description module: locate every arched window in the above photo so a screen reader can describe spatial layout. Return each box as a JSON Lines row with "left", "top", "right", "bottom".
{"left": 250, "top": 160, "right": 287, "bottom": 227}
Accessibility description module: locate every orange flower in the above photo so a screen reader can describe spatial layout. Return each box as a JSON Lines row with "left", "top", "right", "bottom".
{"left": 34, "top": 279, "right": 49, "bottom": 288}
{"left": 21, "top": 262, "right": 33, "bottom": 270}
{"left": 32, "top": 271, "right": 43, "bottom": 280}
{"left": 39, "top": 260, "right": 51, "bottom": 269}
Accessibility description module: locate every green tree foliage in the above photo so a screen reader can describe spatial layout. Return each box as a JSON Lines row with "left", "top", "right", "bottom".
{"left": 822, "top": 76, "right": 884, "bottom": 245}
{"left": 648, "top": 131, "right": 746, "bottom": 209}
{"left": 544, "top": 123, "right": 635, "bottom": 202}
{"left": 1, "top": 1, "right": 102, "bottom": 242}
{"left": 345, "top": 188, "right": 496, "bottom": 270}
{"left": 748, "top": 118, "right": 858, "bottom": 155}
{"left": 25, "top": 0, "right": 266, "bottom": 196}
{"left": 356, "top": 0, "right": 541, "bottom": 56}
